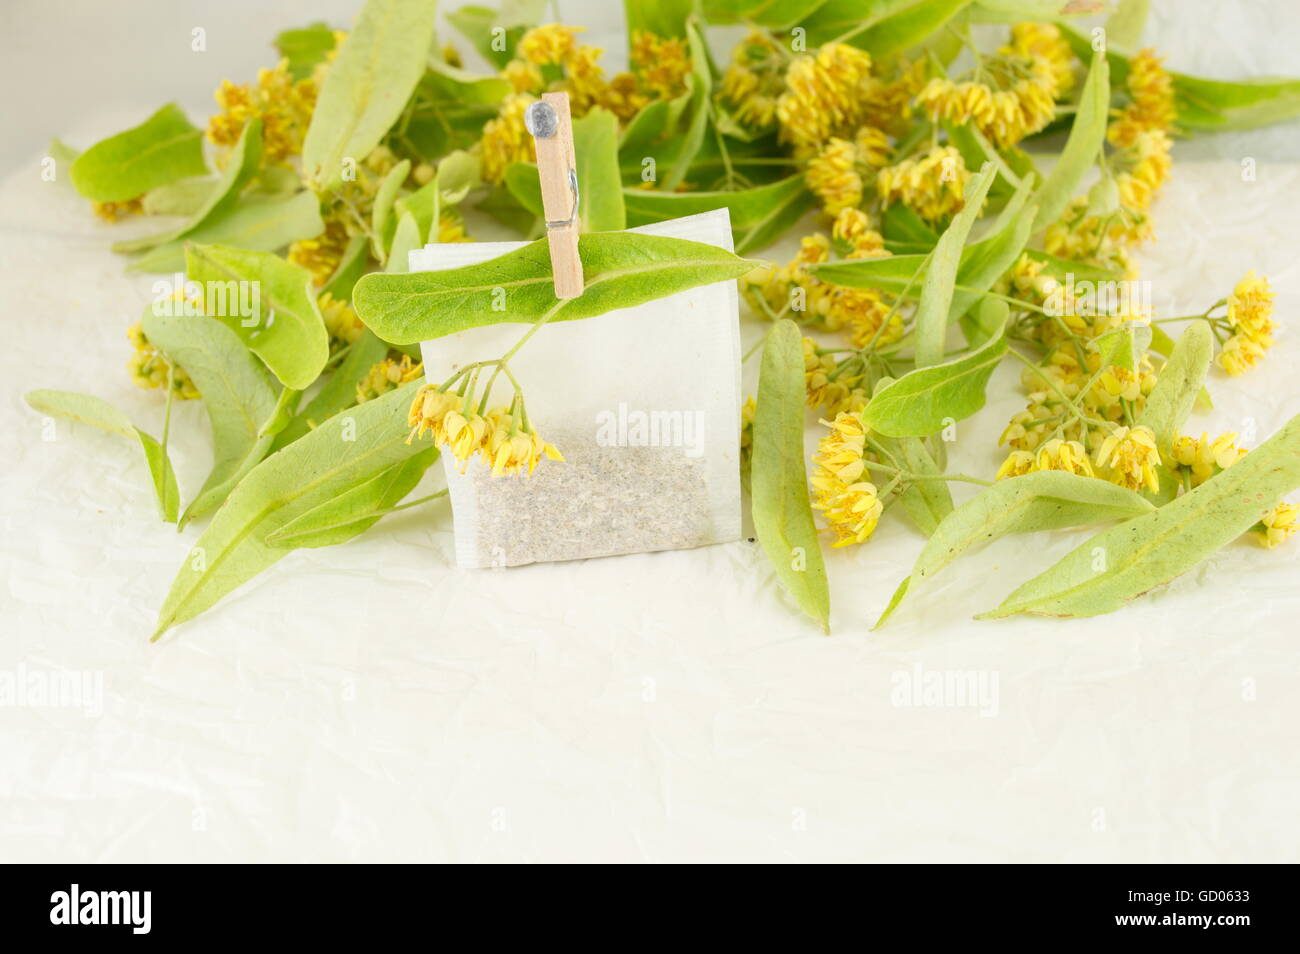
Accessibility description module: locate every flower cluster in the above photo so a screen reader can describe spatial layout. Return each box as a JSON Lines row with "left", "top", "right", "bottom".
{"left": 719, "top": 30, "right": 786, "bottom": 130}
{"left": 208, "top": 59, "right": 320, "bottom": 166}
{"left": 407, "top": 384, "right": 563, "bottom": 477}
{"left": 356, "top": 354, "right": 423, "bottom": 403}
{"left": 776, "top": 43, "right": 877, "bottom": 154}
{"left": 877, "top": 145, "right": 971, "bottom": 222}
{"left": 1218, "top": 271, "right": 1276, "bottom": 375}
{"left": 810, "top": 411, "right": 883, "bottom": 547}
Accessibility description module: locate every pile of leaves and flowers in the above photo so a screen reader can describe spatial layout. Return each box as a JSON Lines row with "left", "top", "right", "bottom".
{"left": 29, "top": 0, "right": 1300, "bottom": 637}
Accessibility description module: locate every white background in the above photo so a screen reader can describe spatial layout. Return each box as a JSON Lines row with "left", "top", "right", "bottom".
{"left": 1, "top": 1, "right": 1298, "bottom": 862}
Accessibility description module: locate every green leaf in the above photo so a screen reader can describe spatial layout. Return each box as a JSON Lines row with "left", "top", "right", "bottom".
{"left": 114, "top": 118, "right": 264, "bottom": 255}
{"left": 913, "top": 162, "right": 997, "bottom": 368}
{"left": 421, "top": 59, "right": 511, "bottom": 106}
{"left": 273, "top": 330, "right": 392, "bottom": 450}
{"left": 151, "top": 382, "right": 432, "bottom": 639}
{"left": 301, "top": 0, "right": 440, "bottom": 189}
{"left": 864, "top": 308, "right": 1007, "bottom": 437}
{"left": 371, "top": 158, "right": 412, "bottom": 262}
{"left": 1106, "top": 0, "right": 1149, "bottom": 48}
{"left": 69, "top": 103, "right": 207, "bottom": 202}
{"left": 126, "top": 190, "right": 325, "bottom": 274}
{"left": 275, "top": 23, "right": 340, "bottom": 79}
{"left": 387, "top": 211, "right": 423, "bottom": 273}
{"left": 803, "top": 0, "right": 971, "bottom": 54}
{"left": 184, "top": 244, "right": 330, "bottom": 390}
{"left": 1032, "top": 51, "right": 1108, "bottom": 232}
{"left": 875, "top": 472, "right": 1156, "bottom": 627}
{"left": 751, "top": 320, "right": 830, "bottom": 632}
{"left": 352, "top": 231, "right": 757, "bottom": 344}
{"left": 980, "top": 413, "right": 1300, "bottom": 619}
{"left": 141, "top": 178, "right": 217, "bottom": 217}
{"left": 1137, "top": 321, "right": 1213, "bottom": 451}
{"left": 322, "top": 234, "right": 372, "bottom": 301}
{"left": 883, "top": 203, "right": 939, "bottom": 251}
{"left": 700, "top": 0, "right": 829, "bottom": 29}
{"left": 140, "top": 310, "right": 281, "bottom": 525}
{"left": 624, "top": 0, "right": 695, "bottom": 39}
{"left": 264, "top": 448, "right": 439, "bottom": 547}
{"left": 25, "top": 390, "right": 180, "bottom": 522}
{"left": 624, "top": 174, "right": 813, "bottom": 254}
{"left": 447, "top": 5, "right": 526, "bottom": 68}
{"left": 1150, "top": 323, "right": 1211, "bottom": 411}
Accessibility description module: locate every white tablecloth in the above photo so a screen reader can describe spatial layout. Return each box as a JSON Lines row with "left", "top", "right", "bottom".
{"left": 1, "top": 1, "right": 1298, "bottom": 862}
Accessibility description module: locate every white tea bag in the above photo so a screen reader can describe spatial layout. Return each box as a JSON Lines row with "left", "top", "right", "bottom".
{"left": 410, "top": 209, "right": 742, "bottom": 568}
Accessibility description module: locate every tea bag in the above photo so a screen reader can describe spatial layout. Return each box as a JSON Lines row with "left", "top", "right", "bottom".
{"left": 410, "top": 209, "right": 742, "bottom": 568}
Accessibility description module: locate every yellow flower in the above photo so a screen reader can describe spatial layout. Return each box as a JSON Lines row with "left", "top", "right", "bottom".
{"left": 356, "top": 355, "right": 423, "bottom": 403}
{"left": 1001, "top": 22, "right": 1074, "bottom": 96}
{"left": 436, "top": 209, "right": 472, "bottom": 243}
{"left": 1108, "top": 48, "right": 1176, "bottom": 147}
{"left": 996, "top": 450, "right": 1036, "bottom": 480}
{"left": 503, "top": 59, "right": 544, "bottom": 94}
{"left": 600, "top": 72, "right": 651, "bottom": 121}
{"left": 480, "top": 94, "right": 537, "bottom": 185}
{"left": 1252, "top": 502, "right": 1298, "bottom": 548}
{"left": 126, "top": 322, "right": 200, "bottom": 400}
{"left": 207, "top": 60, "right": 317, "bottom": 165}
{"left": 806, "top": 138, "right": 863, "bottom": 216}
{"left": 802, "top": 337, "right": 862, "bottom": 409}
{"left": 1169, "top": 431, "right": 1247, "bottom": 487}
{"left": 914, "top": 57, "right": 1058, "bottom": 150}
{"left": 288, "top": 217, "right": 351, "bottom": 287}
{"left": 1218, "top": 271, "right": 1276, "bottom": 375}
{"left": 832, "top": 207, "right": 888, "bottom": 259}
{"left": 407, "top": 385, "right": 460, "bottom": 443}
{"left": 483, "top": 407, "right": 564, "bottom": 476}
{"left": 820, "top": 284, "right": 901, "bottom": 348}
{"left": 518, "top": 24, "right": 581, "bottom": 66}
{"left": 317, "top": 292, "right": 366, "bottom": 350}
{"left": 1095, "top": 425, "right": 1161, "bottom": 493}
{"left": 1035, "top": 438, "right": 1095, "bottom": 476}
{"left": 877, "top": 145, "right": 970, "bottom": 222}
{"left": 630, "top": 30, "right": 690, "bottom": 99}
{"left": 810, "top": 411, "right": 883, "bottom": 547}
{"left": 442, "top": 409, "right": 490, "bottom": 467}
{"left": 720, "top": 30, "right": 784, "bottom": 130}
{"left": 776, "top": 43, "right": 877, "bottom": 153}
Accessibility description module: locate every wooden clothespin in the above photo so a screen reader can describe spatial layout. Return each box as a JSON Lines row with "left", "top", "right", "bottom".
{"left": 525, "top": 92, "right": 584, "bottom": 299}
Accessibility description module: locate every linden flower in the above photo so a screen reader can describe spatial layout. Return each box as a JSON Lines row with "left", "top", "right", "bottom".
{"left": 720, "top": 30, "right": 784, "bottom": 130}
{"left": 821, "top": 285, "right": 902, "bottom": 349}
{"left": 1169, "top": 432, "right": 1247, "bottom": 487}
{"left": 1035, "top": 438, "right": 1095, "bottom": 477}
{"left": 518, "top": 23, "right": 581, "bottom": 66}
{"left": 802, "top": 337, "right": 863, "bottom": 410}
{"left": 831, "top": 207, "right": 872, "bottom": 247}
{"left": 810, "top": 412, "right": 883, "bottom": 547}
{"left": 996, "top": 450, "right": 1036, "bottom": 480}
{"left": 1001, "top": 22, "right": 1074, "bottom": 96}
{"left": 1095, "top": 425, "right": 1161, "bottom": 493}
{"left": 127, "top": 322, "right": 200, "bottom": 400}
{"left": 776, "top": 43, "right": 876, "bottom": 153}
{"left": 208, "top": 60, "right": 316, "bottom": 165}
{"left": 480, "top": 94, "right": 537, "bottom": 185}
{"left": 630, "top": 30, "right": 690, "bottom": 99}
{"left": 877, "top": 145, "right": 970, "bottom": 222}
{"left": 1253, "top": 502, "right": 1298, "bottom": 548}
{"left": 407, "top": 385, "right": 461, "bottom": 443}
{"left": 356, "top": 355, "right": 423, "bottom": 403}
{"left": 289, "top": 218, "right": 351, "bottom": 287}
{"left": 317, "top": 292, "right": 365, "bottom": 348}
{"left": 914, "top": 57, "right": 1058, "bottom": 149}
{"left": 1108, "top": 48, "right": 1176, "bottom": 147}
{"left": 483, "top": 407, "right": 564, "bottom": 477}
{"left": 1218, "top": 271, "right": 1276, "bottom": 375}
{"left": 806, "top": 139, "right": 863, "bottom": 216}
